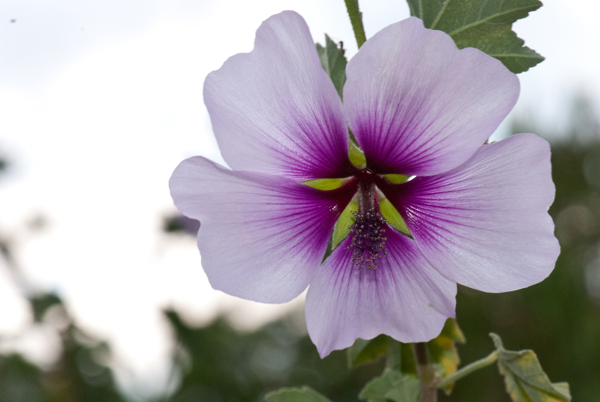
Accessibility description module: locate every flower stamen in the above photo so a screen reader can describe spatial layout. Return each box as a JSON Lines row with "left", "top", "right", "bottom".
{"left": 346, "top": 208, "right": 387, "bottom": 270}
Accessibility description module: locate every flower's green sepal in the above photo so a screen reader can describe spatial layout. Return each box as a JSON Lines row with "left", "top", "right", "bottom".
{"left": 349, "top": 141, "right": 366, "bottom": 167}
{"left": 321, "top": 201, "right": 358, "bottom": 263}
{"left": 332, "top": 201, "right": 358, "bottom": 249}
{"left": 379, "top": 199, "right": 411, "bottom": 238}
{"left": 383, "top": 174, "right": 411, "bottom": 184}
{"left": 302, "top": 178, "right": 350, "bottom": 191}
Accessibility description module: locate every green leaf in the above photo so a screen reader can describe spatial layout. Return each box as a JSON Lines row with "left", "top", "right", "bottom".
{"left": 316, "top": 34, "right": 347, "bottom": 98}
{"left": 358, "top": 370, "right": 421, "bottom": 402}
{"left": 265, "top": 386, "right": 331, "bottom": 402}
{"left": 427, "top": 318, "right": 466, "bottom": 395}
{"left": 406, "top": 0, "right": 544, "bottom": 73}
{"left": 347, "top": 334, "right": 390, "bottom": 368}
{"left": 490, "top": 333, "right": 571, "bottom": 402}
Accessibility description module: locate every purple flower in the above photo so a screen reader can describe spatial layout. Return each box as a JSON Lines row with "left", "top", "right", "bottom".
{"left": 169, "top": 11, "right": 559, "bottom": 357}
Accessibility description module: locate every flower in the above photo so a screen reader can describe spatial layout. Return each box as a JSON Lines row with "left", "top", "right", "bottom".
{"left": 169, "top": 11, "right": 560, "bottom": 357}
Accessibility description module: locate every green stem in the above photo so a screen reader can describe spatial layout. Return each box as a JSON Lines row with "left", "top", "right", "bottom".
{"left": 436, "top": 350, "right": 499, "bottom": 389}
{"left": 344, "top": 0, "right": 367, "bottom": 48}
{"left": 411, "top": 343, "right": 437, "bottom": 402}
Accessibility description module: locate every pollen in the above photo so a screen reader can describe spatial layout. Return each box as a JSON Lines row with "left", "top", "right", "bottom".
{"left": 346, "top": 208, "right": 387, "bottom": 270}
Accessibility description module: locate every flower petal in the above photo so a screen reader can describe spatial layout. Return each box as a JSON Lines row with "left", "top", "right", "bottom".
{"left": 395, "top": 134, "right": 560, "bottom": 293}
{"left": 344, "top": 17, "right": 519, "bottom": 176}
{"left": 204, "top": 11, "right": 351, "bottom": 180}
{"left": 169, "top": 156, "right": 354, "bottom": 303}
{"left": 305, "top": 228, "right": 456, "bottom": 358}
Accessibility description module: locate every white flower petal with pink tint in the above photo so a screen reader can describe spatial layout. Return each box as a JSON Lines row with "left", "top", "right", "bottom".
{"left": 170, "top": 11, "right": 560, "bottom": 357}
{"left": 393, "top": 134, "right": 560, "bottom": 292}
{"left": 305, "top": 228, "right": 456, "bottom": 358}
{"left": 170, "top": 156, "right": 353, "bottom": 303}
{"left": 204, "top": 11, "right": 352, "bottom": 181}
{"left": 344, "top": 17, "right": 519, "bottom": 176}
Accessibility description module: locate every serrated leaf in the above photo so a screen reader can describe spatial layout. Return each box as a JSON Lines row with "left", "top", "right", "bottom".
{"left": 490, "top": 333, "right": 571, "bottom": 402}
{"left": 358, "top": 370, "right": 421, "bottom": 402}
{"left": 406, "top": 0, "right": 544, "bottom": 73}
{"left": 265, "top": 386, "right": 331, "bottom": 402}
{"left": 347, "top": 334, "right": 390, "bottom": 368}
{"left": 316, "top": 34, "right": 347, "bottom": 98}
{"left": 427, "top": 318, "right": 465, "bottom": 395}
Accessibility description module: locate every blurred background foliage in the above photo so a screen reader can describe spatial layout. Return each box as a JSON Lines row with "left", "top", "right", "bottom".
{"left": 1, "top": 94, "right": 600, "bottom": 401}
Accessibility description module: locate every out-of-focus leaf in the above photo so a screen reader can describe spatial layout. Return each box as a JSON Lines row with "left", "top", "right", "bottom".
{"left": 29, "top": 292, "right": 63, "bottom": 322}
{"left": 316, "top": 34, "right": 347, "bottom": 98}
{"left": 265, "top": 386, "right": 331, "bottom": 402}
{"left": 347, "top": 335, "right": 390, "bottom": 368}
{"left": 490, "top": 333, "right": 571, "bottom": 401}
{"left": 406, "top": 0, "right": 544, "bottom": 73}
{"left": 428, "top": 318, "right": 465, "bottom": 394}
{"left": 358, "top": 370, "right": 421, "bottom": 402}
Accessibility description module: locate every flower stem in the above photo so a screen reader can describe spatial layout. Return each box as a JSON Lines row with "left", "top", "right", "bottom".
{"left": 344, "top": 0, "right": 367, "bottom": 48}
{"left": 436, "top": 350, "right": 499, "bottom": 389}
{"left": 411, "top": 342, "right": 437, "bottom": 402}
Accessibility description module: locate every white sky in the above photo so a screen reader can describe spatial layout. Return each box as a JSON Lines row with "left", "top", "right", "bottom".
{"left": 1, "top": 0, "right": 599, "bottom": 398}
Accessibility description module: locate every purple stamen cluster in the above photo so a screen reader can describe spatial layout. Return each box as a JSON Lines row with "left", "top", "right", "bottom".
{"left": 346, "top": 208, "right": 388, "bottom": 270}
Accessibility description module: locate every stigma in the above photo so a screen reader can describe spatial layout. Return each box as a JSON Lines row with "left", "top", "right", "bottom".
{"left": 346, "top": 208, "right": 388, "bottom": 270}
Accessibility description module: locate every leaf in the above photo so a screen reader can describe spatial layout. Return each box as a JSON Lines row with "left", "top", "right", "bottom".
{"left": 358, "top": 370, "right": 421, "bottom": 402}
{"left": 315, "top": 34, "right": 347, "bottom": 98}
{"left": 406, "top": 0, "right": 544, "bottom": 73}
{"left": 347, "top": 334, "right": 390, "bottom": 368}
{"left": 265, "top": 386, "right": 332, "bottom": 402}
{"left": 490, "top": 333, "right": 571, "bottom": 402}
{"left": 427, "top": 318, "right": 465, "bottom": 395}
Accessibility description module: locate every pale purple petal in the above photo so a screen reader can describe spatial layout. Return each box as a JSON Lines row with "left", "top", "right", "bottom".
{"left": 344, "top": 17, "right": 519, "bottom": 176}
{"left": 169, "top": 156, "right": 354, "bottom": 303}
{"left": 305, "top": 228, "right": 456, "bottom": 357}
{"left": 204, "top": 11, "right": 351, "bottom": 180}
{"left": 394, "top": 134, "right": 560, "bottom": 293}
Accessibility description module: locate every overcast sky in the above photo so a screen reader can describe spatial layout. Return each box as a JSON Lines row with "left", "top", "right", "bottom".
{"left": 1, "top": 0, "right": 599, "bottom": 397}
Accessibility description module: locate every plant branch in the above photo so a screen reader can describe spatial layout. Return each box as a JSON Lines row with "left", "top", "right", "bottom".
{"left": 436, "top": 350, "right": 499, "bottom": 389}
{"left": 344, "top": 0, "right": 367, "bottom": 48}
{"left": 411, "top": 342, "right": 437, "bottom": 402}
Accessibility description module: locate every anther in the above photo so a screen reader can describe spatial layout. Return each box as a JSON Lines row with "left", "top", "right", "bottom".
{"left": 345, "top": 208, "right": 388, "bottom": 270}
